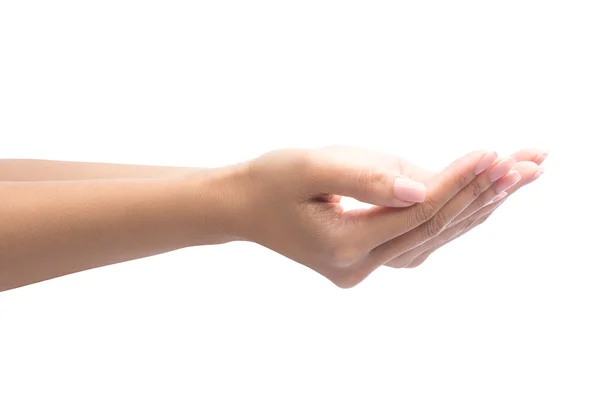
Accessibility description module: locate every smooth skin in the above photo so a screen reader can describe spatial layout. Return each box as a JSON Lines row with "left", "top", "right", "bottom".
{"left": 0, "top": 146, "right": 546, "bottom": 291}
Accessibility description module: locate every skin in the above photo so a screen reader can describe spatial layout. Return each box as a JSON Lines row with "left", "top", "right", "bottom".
{"left": 385, "top": 149, "right": 546, "bottom": 268}
{"left": 0, "top": 146, "right": 545, "bottom": 291}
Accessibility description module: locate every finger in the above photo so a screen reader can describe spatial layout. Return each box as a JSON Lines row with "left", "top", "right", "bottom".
{"left": 406, "top": 250, "right": 433, "bottom": 269}
{"left": 506, "top": 148, "right": 547, "bottom": 184}
{"left": 382, "top": 148, "right": 547, "bottom": 264}
{"left": 404, "top": 223, "right": 472, "bottom": 268}
{"left": 448, "top": 149, "right": 544, "bottom": 226}
{"left": 398, "top": 148, "right": 546, "bottom": 185}
{"left": 323, "top": 151, "right": 501, "bottom": 286}
{"left": 344, "top": 150, "right": 498, "bottom": 248}
{"left": 336, "top": 212, "right": 481, "bottom": 285}
{"left": 403, "top": 212, "right": 492, "bottom": 269}
{"left": 449, "top": 169, "right": 522, "bottom": 226}
{"left": 332, "top": 176, "right": 500, "bottom": 286}
{"left": 511, "top": 148, "right": 549, "bottom": 165}
{"left": 385, "top": 211, "right": 479, "bottom": 268}
{"left": 306, "top": 152, "right": 426, "bottom": 208}
{"left": 395, "top": 159, "right": 545, "bottom": 269}
{"left": 450, "top": 161, "right": 544, "bottom": 227}
{"left": 385, "top": 232, "right": 440, "bottom": 268}
{"left": 396, "top": 159, "right": 437, "bottom": 182}
{"left": 367, "top": 154, "right": 515, "bottom": 266}
{"left": 437, "top": 162, "right": 543, "bottom": 263}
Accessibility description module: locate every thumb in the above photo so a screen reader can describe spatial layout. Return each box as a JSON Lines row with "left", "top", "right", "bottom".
{"left": 307, "top": 160, "right": 427, "bottom": 208}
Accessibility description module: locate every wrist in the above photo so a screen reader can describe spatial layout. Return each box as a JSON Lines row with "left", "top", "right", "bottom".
{"left": 178, "top": 161, "right": 253, "bottom": 246}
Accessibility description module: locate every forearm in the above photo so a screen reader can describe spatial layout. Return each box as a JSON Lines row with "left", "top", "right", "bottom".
{"left": 0, "top": 159, "right": 203, "bottom": 181}
{"left": 0, "top": 166, "right": 246, "bottom": 291}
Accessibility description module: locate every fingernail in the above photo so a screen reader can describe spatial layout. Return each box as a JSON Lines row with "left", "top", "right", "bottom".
{"left": 535, "top": 150, "right": 549, "bottom": 165}
{"left": 494, "top": 170, "right": 521, "bottom": 193}
{"left": 491, "top": 191, "right": 508, "bottom": 203}
{"left": 530, "top": 167, "right": 545, "bottom": 182}
{"left": 393, "top": 177, "right": 427, "bottom": 203}
{"left": 489, "top": 157, "right": 516, "bottom": 182}
{"left": 474, "top": 151, "right": 498, "bottom": 175}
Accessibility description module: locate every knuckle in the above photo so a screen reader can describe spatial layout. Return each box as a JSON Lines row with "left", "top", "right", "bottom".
{"left": 298, "top": 149, "right": 321, "bottom": 175}
{"left": 424, "top": 212, "right": 447, "bottom": 238}
{"left": 355, "top": 167, "right": 373, "bottom": 198}
{"left": 280, "top": 149, "right": 317, "bottom": 182}
{"left": 356, "top": 167, "right": 386, "bottom": 198}
{"left": 439, "top": 225, "right": 457, "bottom": 241}
{"left": 468, "top": 180, "right": 483, "bottom": 199}
{"left": 458, "top": 174, "right": 472, "bottom": 189}
{"left": 413, "top": 199, "right": 437, "bottom": 224}
{"left": 473, "top": 193, "right": 491, "bottom": 209}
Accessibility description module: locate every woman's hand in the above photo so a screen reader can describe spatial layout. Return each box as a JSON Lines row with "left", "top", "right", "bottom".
{"left": 230, "top": 145, "right": 523, "bottom": 288}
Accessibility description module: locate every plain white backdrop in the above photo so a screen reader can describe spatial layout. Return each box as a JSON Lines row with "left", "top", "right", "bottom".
{"left": 1, "top": 1, "right": 598, "bottom": 399}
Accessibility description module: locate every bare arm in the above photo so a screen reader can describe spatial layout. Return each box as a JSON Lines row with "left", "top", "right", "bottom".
{"left": 0, "top": 166, "right": 243, "bottom": 291}
{"left": 0, "top": 159, "right": 202, "bottom": 181}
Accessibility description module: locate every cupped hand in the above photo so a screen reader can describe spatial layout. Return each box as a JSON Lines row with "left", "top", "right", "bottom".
{"left": 234, "top": 145, "right": 524, "bottom": 288}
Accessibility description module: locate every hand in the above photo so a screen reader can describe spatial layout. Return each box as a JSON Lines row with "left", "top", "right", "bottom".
{"left": 385, "top": 149, "right": 547, "bottom": 269}
{"left": 232, "top": 145, "right": 517, "bottom": 288}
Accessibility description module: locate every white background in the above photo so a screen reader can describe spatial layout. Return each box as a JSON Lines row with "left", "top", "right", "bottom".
{"left": 1, "top": 1, "right": 599, "bottom": 399}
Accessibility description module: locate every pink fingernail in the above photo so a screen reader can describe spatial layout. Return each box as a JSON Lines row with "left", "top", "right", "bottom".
{"left": 489, "top": 157, "right": 516, "bottom": 182}
{"left": 393, "top": 177, "right": 427, "bottom": 203}
{"left": 492, "top": 191, "right": 508, "bottom": 203}
{"left": 474, "top": 151, "right": 498, "bottom": 175}
{"left": 535, "top": 150, "right": 549, "bottom": 165}
{"left": 494, "top": 171, "right": 521, "bottom": 193}
{"left": 530, "top": 167, "right": 545, "bottom": 182}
